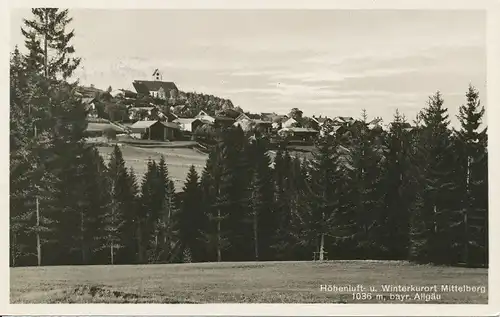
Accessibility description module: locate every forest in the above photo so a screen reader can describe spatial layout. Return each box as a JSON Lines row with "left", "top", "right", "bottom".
{"left": 10, "top": 9, "right": 488, "bottom": 268}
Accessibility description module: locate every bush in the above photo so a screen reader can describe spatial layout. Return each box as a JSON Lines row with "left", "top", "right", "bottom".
{"left": 103, "top": 127, "right": 117, "bottom": 141}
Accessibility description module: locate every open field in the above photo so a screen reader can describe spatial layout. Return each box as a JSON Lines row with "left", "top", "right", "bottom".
{"left": 10, "top": 261, "right": 487, "bottom": 304}
{"left": 97, "top": 144, "right": 208, "bottom": 191}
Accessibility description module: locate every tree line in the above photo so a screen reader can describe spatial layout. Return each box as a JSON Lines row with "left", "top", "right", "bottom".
{"left": 10, "top": 8, "right": 488, "bottom": 267}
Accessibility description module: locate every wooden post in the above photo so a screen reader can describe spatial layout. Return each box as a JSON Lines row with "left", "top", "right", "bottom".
{"left": 319, "top": 233, "right": 325, "bottom": 261}
{"left": 110, "top": 243, "right": 114, "bottom": 265}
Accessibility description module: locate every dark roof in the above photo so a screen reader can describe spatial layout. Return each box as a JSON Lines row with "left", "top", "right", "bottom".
{"left": 281, "top": 127, "right": 319, "bottom": 133}
{"left": 81, "top": 97, "right": 96, "bottom": 104}
{"left": 130, "top": 120, "right": 180, "bottom": 132}
{"left": 214, "top": 116, "right": 235, "bottom": 122}
{"left": 162, "top": 121, "right": 181, "bottom": 129}
{"left": 273, "top": 115, "right": 289, "bottom": 123}
{"left": 132, "top": 80, "right": 178, "bottom": 95}
{"left": 120, "top": 89, "right": 138, "bottom": 98}
{"left": 316, "top": 117, "right": 332, "bottom": 124}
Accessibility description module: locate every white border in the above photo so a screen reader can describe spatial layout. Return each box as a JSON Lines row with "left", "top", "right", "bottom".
{"left": 2, "top": 0, "right": 499, "bottom": 316}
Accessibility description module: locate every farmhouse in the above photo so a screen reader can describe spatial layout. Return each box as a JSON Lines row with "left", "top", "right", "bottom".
{"left": 195, "top": 110, "right": 215, "bottom": 123}
{"left": 282, "top": 117, "right": 298, "bottom": 128}
{"left": 333, "top": 116, "right": 355, "bottom": 126}
{"left": 130, "top": 120, "right": 180, "bottom": 141}
{"left": 279, "top": 127, "right": 319, "bottom": 141}
{"left": 214, "top": 116, "right": 236, "bottom": 129}
{"left": 173, "top": 118, "right": 203, "bottom": 133}
{"left": 234, "top": 113, "right": 272, "bottom": 132}
{"left": 311, "top": 116, "right": 333, "bottom": 129}
{"left": 132, "top": 69, "right": 178, "bottom": 100}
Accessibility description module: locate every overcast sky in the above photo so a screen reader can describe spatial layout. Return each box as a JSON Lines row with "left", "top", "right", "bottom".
{"left": 10, "top": 9, "right": 486, "bottom": 125}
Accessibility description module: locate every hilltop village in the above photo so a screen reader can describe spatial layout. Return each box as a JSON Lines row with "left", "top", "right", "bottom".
{"left": 80, "top": 69, "right": 384, "bottom": 146}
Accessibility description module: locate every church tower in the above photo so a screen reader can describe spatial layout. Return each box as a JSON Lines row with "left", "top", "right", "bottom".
{"left": 152, "top": 68, "right": 162, "bottom": 81}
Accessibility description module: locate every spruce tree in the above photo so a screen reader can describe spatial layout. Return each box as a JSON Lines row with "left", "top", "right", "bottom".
{"left": 454, "top": 85, "right": 488, "bottom": 266}
{"left": 246, "top": 136, "right": 274, "bottom": 260}
{"left": 16, "top": 8, "right": 88, "bottom": 265}
{"left": 220, "top": 126, "right": 252, "bottom": 261}
{"left": 21, "top": 9, "right": 81, "bottom": 79}
{"left": 271, "top": 149, "right": 295, "bottom": 260}
{"left": 126, "top": 168, "right": 141, "bottom": 263}
{"left": 107, "top": 145, "right": 136, "bottom": 264}
{"left": 75, "top": 146, "right": 110, "bottom": 264}
{"left": 409, "top": 92, "right": 455, "bottom": 264}
{"left": 344, "top": 111, "right": 385, "bottom": 258}
{"left": 303, "top": 147, "right": 333, "bottom": 260}
{"left": 178, "top": 165, "right": 206, "bottom": 262}
{"left": 381, "top": 110, "right": 413, "bottom": 259}
{"left": 200, "top": 141, "right": 230, "bottom": 262}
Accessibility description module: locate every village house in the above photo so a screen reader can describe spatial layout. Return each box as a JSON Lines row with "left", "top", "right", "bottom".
{"left": 310, "top": 115, "right": 332, "bottom": 128}
{"left": 171, "top": 104, "right": 189, "bottom": 115}
{"left": 278, "top": 127, "right": 319, "bottom": 142}
{"left": 214, "top": 116, "right": 236, "bottom": 129}
{"left": 173, "top": 118, "right": 203, "bottom": 133}
{"left": 332, "top": 116, "right": 355, "bottom": 126}
{"left": 282, "top": 117, "right": 298, "bottom": 129}
{"left": 109, "top": 89, "right": 125, "bottom": 98}
{"left": 132, "top": 69, "right": 178, "bottom": 100}
{"left": 234, "top": 113, "right": 272, "bottom": 133}
{"left": 195, "top": 110, "right": 215, "bottom": 123}
{"left": 130, "top": 120, "right": 180, "bottom": 141}
{"left": 127, "top": 104, "right": 175, "bottom": 122}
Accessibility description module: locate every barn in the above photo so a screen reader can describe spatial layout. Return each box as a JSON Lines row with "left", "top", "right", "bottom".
{"left": 130, "top": 120, "right": 180, "bottom": 141}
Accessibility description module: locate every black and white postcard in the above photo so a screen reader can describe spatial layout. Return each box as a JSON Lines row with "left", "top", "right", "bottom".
{"left": 4, "top": 1, "right": 499, "bottom": 316}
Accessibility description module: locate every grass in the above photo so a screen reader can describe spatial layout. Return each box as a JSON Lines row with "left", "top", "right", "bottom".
{"left": 97, "top": 144, "right": 207, "bottom": 191}
{"left": 10, "top": 261, "right": 487, "bottom": 304}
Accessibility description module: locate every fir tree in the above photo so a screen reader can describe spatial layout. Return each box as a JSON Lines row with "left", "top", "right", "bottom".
{"left": 107, "top": 145, "right": 136, "bottom": 263}
{"left": 21, "top": 9, "right": 81, "bottom": 79}
{"left": 246, "top": 136, "right": 274, "bottom": 260}
{"left": 302, "top": 133, "right": 343, "bottom": 261}
{"left": 409, "top": 92, "right": 455, "bottom": 264}
{"left": 454, "top": 85, "right": 488, "bottom": 266}
{"left": 200, "top": 141, "right": 230, "bottom": 262}
{"left": 344, "top": 111, "right": 385, "bottom": 258}
{"left": 271, "top": 149, "right": 294, "bottom": 260}
{"left": 178, "top": 165, "right": 206, "bottom": 262}
{"left": 75, "top": 146, "right": 110, "bottom": 264}
{"left": 381, "top": 110, "right": 413, "bottom": 259}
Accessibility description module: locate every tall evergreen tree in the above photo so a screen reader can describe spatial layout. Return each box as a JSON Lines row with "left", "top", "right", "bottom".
{"left": 178, "top": 165, "right": 206, "bottom": 262}
{"left": 75, "top": 146, "right": 110, "bottom": 264}
{"left": 200, "top": 141, "right": 230, "bottom": 262}
{"left": 246, "top": 136, "right": 275, "bottom": 260}
{"left": 126, "top": 168, "right": 141, "bottom": 263}
{"left": 271, "top": 149, "right": 295, "bottom": 260}
{"left": 301, "top": 134, "right": 341, "bottom": 261}
{"left": 409, "top": 91, "right": 455, "bottom": 264}
{"left": 454, "top": 85, "right": 488, "bottom": 266}
{"left": 21, "top": 8, "right": 81, "bottom": 79}
{"left": 381, "top": 110, "right": 413, "bottom": 259}
{"left": 345, "top": 111, "right": 385, "bottom": 258}
{"left": 107, "top": 145, "right": 137, "bottom": 263}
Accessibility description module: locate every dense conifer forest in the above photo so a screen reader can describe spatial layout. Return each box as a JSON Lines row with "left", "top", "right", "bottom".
{"left": 10, "top": 9, "right": 488, "bottom": 268}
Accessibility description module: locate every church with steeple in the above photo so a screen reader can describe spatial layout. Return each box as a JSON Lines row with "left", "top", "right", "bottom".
{"left": 132, "top": 69, "right": 178, "bottom": 100}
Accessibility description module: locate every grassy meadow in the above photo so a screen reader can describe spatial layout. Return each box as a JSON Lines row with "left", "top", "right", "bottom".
{"left": 10, "top": 261, "right": 488, "bottom": 304}
{"left": 97, "top": 144, "right": 208, "bottom": 191}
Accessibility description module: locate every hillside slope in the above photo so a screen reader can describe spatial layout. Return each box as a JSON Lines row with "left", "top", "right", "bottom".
{"left": 97, "top": 145, "right": 207, "bottom": 191}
